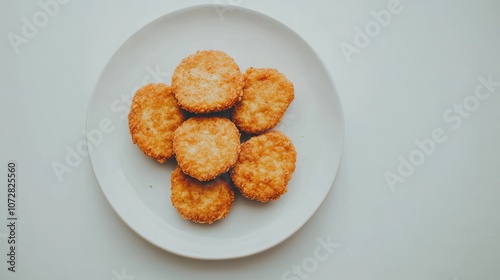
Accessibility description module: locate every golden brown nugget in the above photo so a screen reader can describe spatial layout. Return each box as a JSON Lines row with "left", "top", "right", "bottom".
{"left": 170, "top": 167, "right": 234, "bottom": 224}
{"left": 128, "top": 83, "right": 185, "bottom": 163}
{"left": 171, "top": 50, "right": 244, "bottom": 113}
{"left": 231, "top": 131, "right": 297, "bottom": 202}
{"left": 173, "top": 117, "right": 240, "bottom": 181}
{"left": 232, "top": 67, "right": 294, "bottom": 134}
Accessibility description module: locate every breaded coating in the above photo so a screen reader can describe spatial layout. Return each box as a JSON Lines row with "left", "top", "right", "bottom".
{"left": 173, "top": 117, "right": 240, "bottom": 181}
{"left": 232, "top": 68, "right": 294, "bottom": 134}
{"left": 171, "top": 50, "right": 244, "bottom": 113}
{"left": 170, "top": 167, "right": 234, "bottom": 224}
{"left": 231, "top": 131, "right": 297, "bottom": 202}
{"left": 128, "top": 83, "right": 185, "bottom": 163}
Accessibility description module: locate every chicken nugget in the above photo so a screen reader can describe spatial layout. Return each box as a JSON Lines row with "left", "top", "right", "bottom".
{"left": 230, "top": 131, "right": 297, "bottom": 202}
{"left": 170, "top": 167, "right": 234, "bottom": 224}
{"left": 173, "top": 117, "right": 240, "bottom": 181}
{"left": 232, "top": 68, "right": 294, "bottom": 134}
{"left": 172, "top": 50, "right": 244, "bottom": 114}
{"left": 128, "top": 83, "right": 185, "bottom": 163}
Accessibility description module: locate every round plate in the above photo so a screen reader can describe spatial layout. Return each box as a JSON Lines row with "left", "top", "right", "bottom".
{"left": 87, "top": 4, "right": 344, "bottom": 260}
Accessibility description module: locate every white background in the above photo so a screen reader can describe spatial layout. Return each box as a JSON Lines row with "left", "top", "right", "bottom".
{"left": 1, "top": 0, "right": 500, "bottom": 279}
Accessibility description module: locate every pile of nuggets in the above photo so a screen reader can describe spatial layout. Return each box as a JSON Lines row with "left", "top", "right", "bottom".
{"left": 128, "top": 50, "right": 297, "bottom": 224}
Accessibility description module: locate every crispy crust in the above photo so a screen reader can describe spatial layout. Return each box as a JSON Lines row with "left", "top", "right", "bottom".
{"left": 170, "top": 167, "right": 234, "bottom": 224}
{"left": 171, "top": 50, "right": 244, "bottom": 113}
{"left": 230, "top": 131, "right": 297, "bottom": 202}
{"left": 232, "top": 68, "right": 294, "bottom": 134}
{"left": 173, "top": 117, "right": 240, "bottom": 181}
{"left": 128, "top": 83, "right": 185, "bottom": 163}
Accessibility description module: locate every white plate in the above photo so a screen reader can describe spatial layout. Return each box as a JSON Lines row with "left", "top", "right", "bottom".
{"left": 86, "top": 4, "right": 344, "bottom": 260}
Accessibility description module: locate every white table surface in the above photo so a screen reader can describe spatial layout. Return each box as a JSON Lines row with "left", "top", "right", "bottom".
{"left": 1, "top": 0, "right": 500, "bottom": 279}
